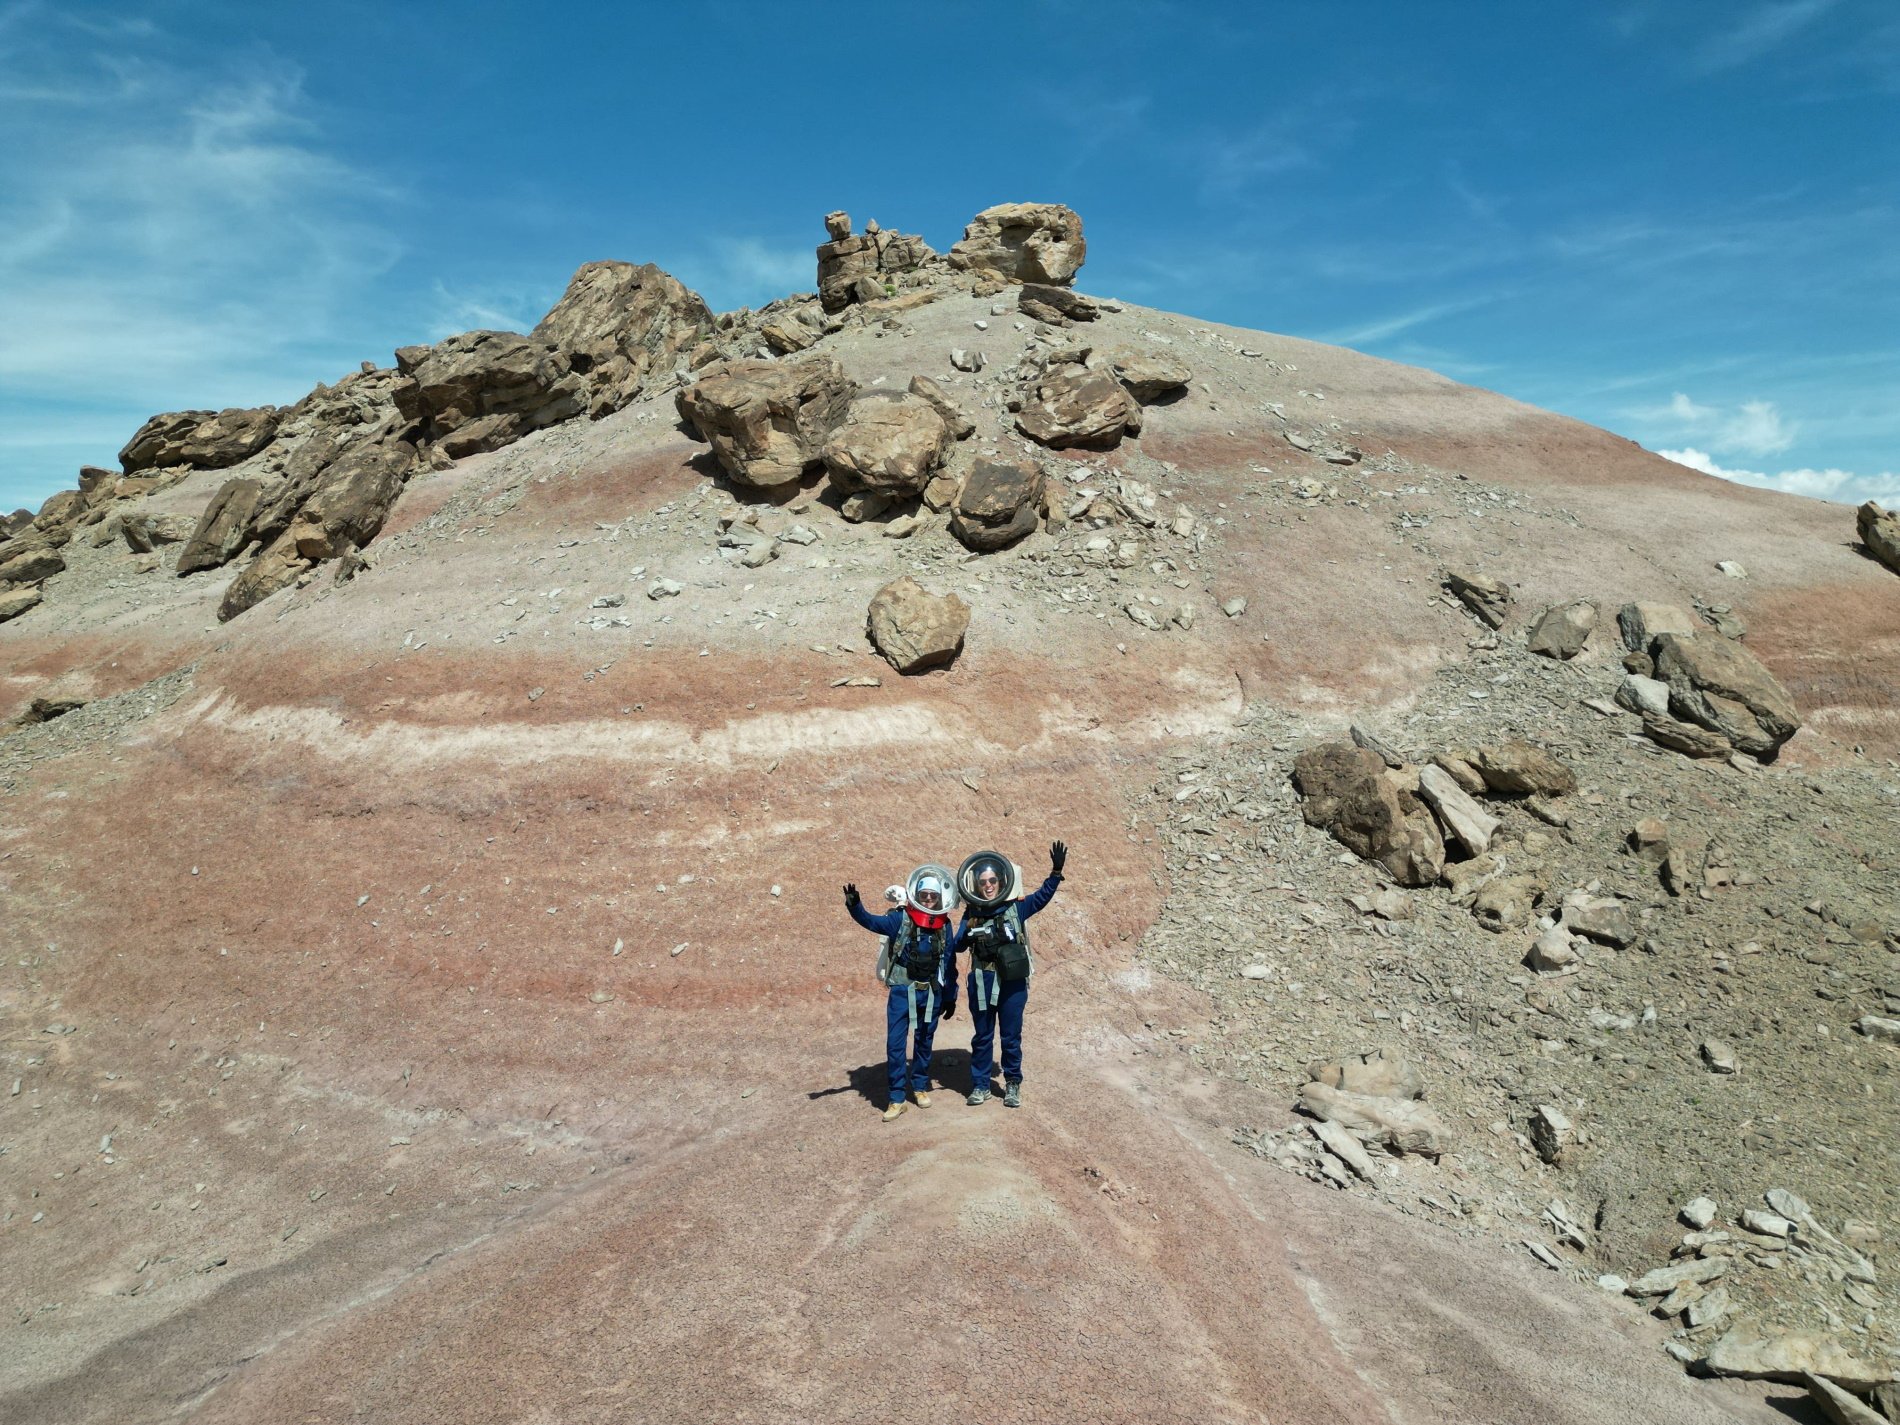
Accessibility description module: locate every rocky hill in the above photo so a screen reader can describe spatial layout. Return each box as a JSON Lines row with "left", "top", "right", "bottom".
{"left": 2, "top": 203, "right": 1896, "bottom": 1424}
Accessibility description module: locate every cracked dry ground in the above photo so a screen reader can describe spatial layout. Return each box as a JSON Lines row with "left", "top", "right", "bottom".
{"left": 4, "top": 286, "right": 1897, "bottom": 1422}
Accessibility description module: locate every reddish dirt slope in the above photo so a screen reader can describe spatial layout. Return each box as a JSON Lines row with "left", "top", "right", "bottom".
{"left": 2, "top": 294, "right": 1865, "bottom": 1421}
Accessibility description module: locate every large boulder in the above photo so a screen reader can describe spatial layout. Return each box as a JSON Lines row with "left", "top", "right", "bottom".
{"left": 119, "top": 406, "right": 281, "bottom": 473}
{"left": 1472, "top": 740, "right": 1577, "bottom": 797}
{"left": 35, "top": 490, "right": 87, "bottom": 531}
{"left": 1291, "top": 743, "right": 1445, "bottom": 887}
{"left": 176, "top": 478, "right": 263, "bottom": 576}
{"left": 0, "top": 586, "right": 41, "bottom": 623}
{"left": 677, "top": 357, "right": 858, "bottom": 489}
{"left": 286, "top": 438, "right": 416, "bottom": 561}
{"left": 0, "top": 546, "right": 66, "bottom": 586}
{"left": 530, "top": 260, "right": 712, "bottom": 416}
{"left": 906, "top": 375, "right": 975, "bottom": 439}
{"left": 820, "top": 393, "right": 950, "bottom": 495}
{"left": 866, "top": 576, "right": 969, "bottom": 674}
{"left": 1702, "top": 1321, "right": 1889, "bottom": 1392}
{"left": 1856, "top": 501, "right": 1900, "bottom": 576}
{"left": 392, "top": 331, "right": 586, "bottom": 457}
{"left": 1526, "top": 601, "right": 1596, "bottom": 659}
{"left": 948, "top": 203, "right": 1086, "bottom": 286}
{"left": 1652, "top": 631, "right": 1800, "bottom": 758}
{"left": 951, "top": 458, "right": 1044, "bottom": 552}
{"left": 1016, "top": 368, "right": 1142, "bottom": 450}
{"left": 218, "top": 530, "right": 311, "bottom": 622}
{"left": 1618, "top": 600, "right": 1696, "bottom": 651}
{"left": 1018, "top": 283, "right": 1098, "bottom": 326}
{"left": 119, "top": 512, "right": 192, "bottom": 553}
{"left": 815, "top": 215, "right": 936, "bottom": 313}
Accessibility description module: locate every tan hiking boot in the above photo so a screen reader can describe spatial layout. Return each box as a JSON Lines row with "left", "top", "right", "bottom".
{"left": 914, "top": 1091, "right": 933, "bottom": 1108}
{"left": 882, "top": 1101, "right": 906, "bottom": 1122}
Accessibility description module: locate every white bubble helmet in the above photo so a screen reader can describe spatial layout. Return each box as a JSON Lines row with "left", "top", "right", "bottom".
{"left": 904, "top": 863, "right": 960, "bottom": 916}
{"left": 957, "top": 850, "right": 1021, "bottom": 911}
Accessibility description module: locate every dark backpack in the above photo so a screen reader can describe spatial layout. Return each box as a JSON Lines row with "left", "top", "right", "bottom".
{"left": 883, "top": 919, "right": 946, "bottom": 985}
{"left": 964, "top": 904, "right": 1031, "bottom": 980}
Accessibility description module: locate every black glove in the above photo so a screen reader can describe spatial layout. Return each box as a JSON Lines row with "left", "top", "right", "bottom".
{"left": 1050, "top": 840, "right": 1068, "bottom": 876}
{"left": 843, "top": 883, "right": 861, "bottom": 910}
{"left": 942, "top": 998, "right": 957, "bottom": 1021}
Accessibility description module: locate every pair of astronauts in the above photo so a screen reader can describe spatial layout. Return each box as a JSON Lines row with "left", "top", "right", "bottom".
{"left": 844, "top": 842, "right": 1067, "bottom": 1119}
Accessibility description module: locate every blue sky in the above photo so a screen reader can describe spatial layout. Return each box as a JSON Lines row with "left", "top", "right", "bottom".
{"left": 3, "top": 0, "right": 1896, "bottom": 512}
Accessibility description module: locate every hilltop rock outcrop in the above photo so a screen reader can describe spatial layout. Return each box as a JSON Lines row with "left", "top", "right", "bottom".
{"left": 530, "top": 260, "right": 712, "bottom": 416}
{"left": 677, "top": 357, "right": 858, "bottom": 489}
{"left": 119, "top": 406, "right": 282, "bottom": 474}
{"left": 949, "top": 203, "right": 1086, "bottom": 287}
{"left": 392, "top": 331, "right": 586, "bottom": 458}
{"left": 816, "top": 213, "right": 936, "bottom": 313}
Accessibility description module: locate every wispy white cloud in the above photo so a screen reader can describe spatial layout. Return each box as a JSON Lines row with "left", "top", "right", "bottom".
{"left": 1631, "top": 391, "right": 1798, "bottom": 456}
{"left": 1662, "top": 445, "right": 1899, "bottom": 506}
{"left": 1692, "top": 0, "right": 1838, "bottom": 73}
{"left": 1326, "top": 295, "right": 1500, "bottom": 347}
{"left": 0, "top": 11, "right": 409, "bottom": 503}
{"left": 662, "top": 236, "right": 814, "bottom": 311}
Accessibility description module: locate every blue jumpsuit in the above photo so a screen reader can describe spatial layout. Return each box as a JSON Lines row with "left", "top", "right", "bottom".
{"left": 849, "top": 903, "right": 959, "bottom": 1105}
{"left": 956, "top": 873, "right": 1062, "bottom": 1093}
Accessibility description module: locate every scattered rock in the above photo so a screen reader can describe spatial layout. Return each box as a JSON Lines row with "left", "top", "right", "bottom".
{"left": 1, "top": 585, "right": 45, "bottom": 623}
{"left": 1018, "top": 283, "right": 1098, "bottom": 325}
{"left": 1446, "top": 570, "right": 1512, "bottom": 628}
{"left": 1305, "top": 1047, "right": 1423, "bottom": 1100}
{"left": 1616, "top": 674, "right": 1673, "bottom": 719}
{"left": 1296, "top": 1082, "right": 1448, "bottom": 1158}
{"left": 1526, "top": 925, "right": 1581, "bottom": 972}
{"left": 1309, "top": 1119, "right": 1378, "bottom": 1181}
{"left": 392, "top": 330, "right": 586, "bottom": 456}
{"left": 1471, "top": 873, "right": 1546, "bottom": 932}
{"left": 119, "top": 513, "right": 192, "bottom": 553}
{"left": 866, "top": 576, "right": 969, "bottom": 675}
{"left": 947, "top": 202, "right": 1086, "bottom": 286}
{"left": 1015, "top": 368, "right": 1143, "bottom": 450}
{"left": 676, "top": 357, "right": 857, "bottom": 488}
{"left": 1526, "top": 601, "right": 1597, "bottom": 660}
{"left": 1221, "top": 596, "right": 1247, "bottom": 619}
{"left": 1618, "top": 601, "right": 1698, "bottom": 651}
{"left": 1628, "top": 817, "right": 1670, "bottom": 861}
{"left": 1560, "top": 891, "right": 1634, "bottom": 947}
{"left": 1853, "top": 1015, "right": 1900, "bottom": 1044}
{"left": 1291, "top": 742, "right": 1445, "bottom": 887}
{"left": 1105, "top": 347, "right": 1191, "bottom": 403}
{"left": 1529, "top": 1104, "right": 1577, "bottom": 1164}
{"left": 1642, "top": 713, "right": 1733, "bottom": 759}
{"left": 1626, "top": 1256, "right": 1728, "bottom": 1297}
{"left": 1472, "top": 740, "right": 1577, "bottom": 797}
{"left": 1416, "top": 763, "right": 1500, "bottom": 854}
{"left": 815, "top": 215, "right": 935, "bottom": 313}
{"left": 1700, "top": 1038, "right": 1738, "bottom": 1074}
{"left": 1681, "top": 1196, "right": 1719, "bottom": 1230}
{"left": 949, "top": 348, "right": 987, "bottom": 374}
{"left": 951, "top": 458, "right": 1044, "bottom": 553}
{"left": 1805, "top": 1374, "right": 1887, "bottom": 1425}
{"left": 1702, "top": 1321, "right": 1889, "bottom": 1391}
